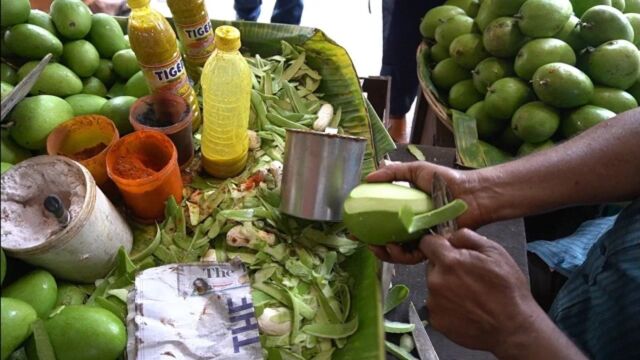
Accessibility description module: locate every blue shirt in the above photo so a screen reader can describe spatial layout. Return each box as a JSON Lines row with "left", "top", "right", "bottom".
{"left": 533, "top": 199, "right": 640, "bottom": 359}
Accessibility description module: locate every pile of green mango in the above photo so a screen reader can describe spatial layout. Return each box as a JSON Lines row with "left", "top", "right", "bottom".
{"left": 0, "top": 0, "right": 149, "bottom": 168}
{"left": 421, "top": 0, "right": 640, "bottom": 158}
{"left": 0, "top": 252, "right": 126, "bottom": 360}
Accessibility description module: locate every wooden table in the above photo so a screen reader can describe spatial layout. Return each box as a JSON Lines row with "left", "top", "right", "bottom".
{"left": 385, "top": 145, "right": 528, "bottom": 360}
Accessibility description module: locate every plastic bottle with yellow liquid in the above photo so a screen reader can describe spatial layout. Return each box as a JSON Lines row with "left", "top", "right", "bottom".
{"left": 126, "top": 0, "right": 202, "bottom": 130}
{"left": 166, "top": 0, "right": 215, "bottom": 79}
{"left": 201, "top": 26, "right": 252, "bottom": 178}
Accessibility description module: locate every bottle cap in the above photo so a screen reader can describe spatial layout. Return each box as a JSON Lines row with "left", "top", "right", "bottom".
{"left": 127, "top": 0, "right": 150, "bottom": 9}
{"left": 215, "top": 26, "right": 242, "bottom": 51}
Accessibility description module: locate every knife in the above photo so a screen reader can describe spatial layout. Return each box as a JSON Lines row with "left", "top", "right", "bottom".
{"left": 409, "top": 301, "right": 439, "bottom": 360}
{"left": 1, "top": 53, "right": 53, "bottom": 123}
{"left": 431, "top": 173, "right": 458, "bottom": 238}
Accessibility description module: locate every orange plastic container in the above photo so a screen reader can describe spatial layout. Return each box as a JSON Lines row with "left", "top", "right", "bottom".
{"left": 47, "top": 115, "right": 119, "bottom": 186}
{"left": 106, "top": 130, "right": 183, "bottom": 221}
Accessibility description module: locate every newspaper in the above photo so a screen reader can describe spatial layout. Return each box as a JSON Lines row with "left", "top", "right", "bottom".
{"left": 127, "top": 261, "right": 264, "bottom": 360}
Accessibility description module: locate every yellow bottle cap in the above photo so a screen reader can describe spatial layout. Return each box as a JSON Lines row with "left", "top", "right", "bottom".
{"left": 215, "top": 26, "right": 242, "bottom": 52}
{"left": 127, "top": 0, "right": 150, "bottom": 9}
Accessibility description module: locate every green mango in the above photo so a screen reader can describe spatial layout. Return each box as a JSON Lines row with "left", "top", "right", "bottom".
{"left": 484, "top": 77, "right": 534, "bottom": 120}
{"left": 4, "top": 24, "right": 63, "bottom": 60}
{"left": 432, "top": 58, "right": 472, "bottom": 89}
{"left": 516, "top": 0, "right": 573, "bottom": 38}
{"left": 515, "top": 38, "right": 577, "bottom": 80}
{"left": 562, "top": 105, "right": 615, "bottom": 138}
{"left": 482, "top": 17, "right": 528, "bottom": 58}
{"left": 625, "top": 13, "right": 640, "bottom": 48}
{"left": 420, "top": 6, "right": 466, "bottom": 39}
{"left": 511, "top": 101, "right": 560, "bottom": 143}
{"left": 612, "top": 0, "right": 627, "bottom": 11}
{"left": 124, "top": 71, "right": 150, "bottom": 98}
{"left": 106, "top": 82, "right": 126, "bottom": 99}
{"left": 62, "top": 40, "right": 100, "bottom": 77}
{"left": 472, "top": 57, "right": 514, "bottom": 94}
{"left": 435, "top": 15, "right": 476, "bottom": 48}
{"left": 1, "top": 63, "right": 17, "bottom": 86}
{"left": 100, "top": 96, "right": 137, "bottom": 135}
{"left": 3, "top": 270, "right": 58, "bottom": 319}
{"left": 590, "top": 87, "right": 638, "bottom": 114}
{"left": 50, "top": 0, "right": 93, "bottom": 40}
{"left": 584, "top": 40, "right": 640, "bottom": 90}
{"left": 0, "top": 131, "right": 31, "bottom": 164}
{"left": 626, "top": 0, "right": 640, "bottom": 12}
{"left": 497, "top": 126, "right": 524, "bottom": 154}
{"left": 570, "top": 0, "right": 611, "bottom": 17}
{"left": 82, "top": 77, "right": 108, "bottom": 97}
{"left": 0, "top": 0, "right": 30, "bottom": 27}
{"left": 518, "top": 140, "right": 555, "bottom": 156}
{"left": 554, "top": 16, "right": 587, "bottom": 53}
{"left": 44, "top": 306, "right": 126, "bottom": 360}
{"left": 27, "top": 9, "right": 58, "bottom": 36}
{"left": 1, "top": 82, "right": 13, "bottom": 100}
{"left": 94, "top": 59, "right": 117, "bottom": 87}
{"left": 449, "top": 79, "right": 483, "bottom": 111}
{"left": 55, "top": 284, "right": 88, "bottom": 307}
{"left": 17, "top": 62, "right": 82, "bottom": 97}
{"left": 476, "top": 0, "right": 527, "bottom": 31}
{"left": 430, "top": 43, "right": 450, "bottom": 63}
{"left": 466, "top": 100, "right": 507, "bottom": 139}
{"left": 445, "top": 0, "right": 481, "bottom": 17}
{"left": 89, "top": 13, "right": 127, "bottom": 58}
{"left": 532, "top": 63, "right": 593, "bottom": 108}
{"left": 0, "top": 162, "right": 12, "bottom": 174}
{"left": 9, "top": 95, "right": 74, "bottom": 150}
{"left": 1, "top": 298, "right": 37, "bottom": 360}
{"left": 579, "top": 5, "right": 634, "bottom": 47}
{"left": 65, "top": 94, "right": 108, "bottom": 116}
{"left": 627, "top": 79, "right": 640, "bottom": 103}
{"left": 112, "top": 49, "right": 140, "bottom": 80}
{"left": 450, "top": 33, "right": 490, "bottom": 70}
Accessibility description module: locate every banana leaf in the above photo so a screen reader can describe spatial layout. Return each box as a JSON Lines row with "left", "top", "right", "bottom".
{"left": 452, "top": 110, "right": 513, "bottom": 168}
{"left": 116, "top": 18, "right": 386, "bottom": 359}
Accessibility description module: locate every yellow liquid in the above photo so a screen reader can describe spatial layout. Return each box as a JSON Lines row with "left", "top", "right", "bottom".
{"left": 201, "top": 47, "right": 252, "bottom": 178}
{"left": 127, "top": 0, "right": 202, "bottom": 130}
{"left": 167, "top": 0, "right": 215, "bottom": 69}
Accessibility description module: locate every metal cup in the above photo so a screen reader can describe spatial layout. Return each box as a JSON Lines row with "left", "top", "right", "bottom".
{"left": 280, "top": 129, "right": 367, "bottom": 222}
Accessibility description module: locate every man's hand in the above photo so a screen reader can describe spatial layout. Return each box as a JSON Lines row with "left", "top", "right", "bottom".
{"left": 421, "top": 229, "right": 586, "bottom": 360}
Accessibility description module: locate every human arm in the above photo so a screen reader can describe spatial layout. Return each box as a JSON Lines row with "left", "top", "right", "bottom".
{"left": 421, "top": 229, "right": 587, "bottom": 360}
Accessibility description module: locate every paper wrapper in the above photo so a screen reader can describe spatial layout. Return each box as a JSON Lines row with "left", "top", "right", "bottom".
{"left": 127, "top": 262, "right": 264, "bottom": 359}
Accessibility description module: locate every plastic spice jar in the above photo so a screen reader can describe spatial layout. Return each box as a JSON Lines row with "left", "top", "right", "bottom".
{"left": 46, "top": 115, "right": 119, "bottom": 186}
{"left": 106, "top": 130, "right": 183, "bottom": 221}
{"left": 129, "top": 92, "right": 194, "bottom": 167}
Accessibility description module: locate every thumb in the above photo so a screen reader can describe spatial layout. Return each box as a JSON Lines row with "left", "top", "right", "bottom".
{"left": 448, "top": 228, "right": 494, "bottom": 251}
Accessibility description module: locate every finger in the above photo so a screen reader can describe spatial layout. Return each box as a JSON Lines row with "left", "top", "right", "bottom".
{"left": 385, "top": 243, "right": 425, "bottom": 265}
{"left": 368, "top": 245, "right": 392, "bottom": 262}
{"left": 419, "top": 234, "right": 456, "bottom": 265}
{"left": 365, "top": 162, "right": 423, "bottom": 183}
{"left": 448, "top": 228, "right": 493, "bottom": 251}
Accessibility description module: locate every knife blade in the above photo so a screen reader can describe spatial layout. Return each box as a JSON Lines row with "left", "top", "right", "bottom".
{"left": 1, "top": 53, "right": 53, "bottom": 123}
{"left": 431, "top": 173, "right": 457, "bottom": 238}
{"left": 409, "top": 301, "right": 439, "bottom": 360}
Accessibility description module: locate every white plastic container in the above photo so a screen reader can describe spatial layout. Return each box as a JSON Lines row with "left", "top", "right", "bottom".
{"left": 1, "top": 155, "right": 133, "bottom": 283}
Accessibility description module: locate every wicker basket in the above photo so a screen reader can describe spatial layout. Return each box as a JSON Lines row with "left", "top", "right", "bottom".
{"left": 416, "top": 41, "right": 453, "bottom": 132}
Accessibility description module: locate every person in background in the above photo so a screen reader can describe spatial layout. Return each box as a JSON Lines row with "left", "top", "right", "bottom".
{"left": 381, "top": 0, "right": 444, "bottom": 143}
{"left": 367, "top": 108, "right": 640, "bottom": 359}
{"left": 234, "top": 0, "right": 304, "bottom": 25}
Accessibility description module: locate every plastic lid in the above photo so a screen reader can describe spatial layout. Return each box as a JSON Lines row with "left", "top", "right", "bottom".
{"left": 215, "top": 26, "right": 242, "bottom": 51}
{"left": 127, "top": 0, "right": 150, "bottom": 9}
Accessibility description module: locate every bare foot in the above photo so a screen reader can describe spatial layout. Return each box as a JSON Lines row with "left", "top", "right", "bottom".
{"left": 389, "top": 116, "right": 409, "bottom": 144}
